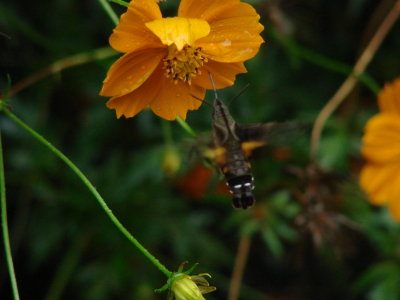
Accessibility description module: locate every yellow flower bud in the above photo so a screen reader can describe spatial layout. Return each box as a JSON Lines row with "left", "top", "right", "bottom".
{"left": 162, "top": 145, "right": 181, "bottom": 176}
{"left": 171, "top": 275, "right": 206, "bottom": 300}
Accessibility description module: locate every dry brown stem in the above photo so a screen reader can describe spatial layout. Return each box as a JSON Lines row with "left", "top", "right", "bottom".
{"left": 8, "top": 47, "right": 116, "bottom": 97}
{"left": 228, "top": 234, "right": 252, "bottom": 300}
{"left": 310, "top": 0, "right": 400, "bottom": 161}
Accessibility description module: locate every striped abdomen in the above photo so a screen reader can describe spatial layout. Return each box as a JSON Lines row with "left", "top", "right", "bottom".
{"left": 221, "top": 143, "right": 255, "bottom": 209}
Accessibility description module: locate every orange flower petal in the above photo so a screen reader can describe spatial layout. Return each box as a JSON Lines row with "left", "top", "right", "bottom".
{"left": 145, "top": 17, "right": 210, "bottom": 50}
{"left": 197, "top": 17, "right": 264, "bottom": 63}
{"left": 100, "top": 47, "right": 165, "bottom": 97}
{"left": 109, "top": 0, "right": 163, "bottom": 53}
{"left": 105, "top": 63, "right": 163, "bottom": 118}
{"left": 378, "top": 78, "right": 400, "bottom": 116}
{"left": 385, "top": 167, "right": 400, "bottom": 221}
{"left": 386, "top": 169, "right": 400, "bottom": 221}
{"left": 179, "top": 0, "right": 240, "bottom": 22}
{"left": 179, "top": 0, "right": 264, "bottom": 62}
{"left": 149, "top": 77, "right": 205, "bottom": 120}
{"left": 361, "top": 114, "right": 400, "bottom": 163}
{"left": 193, "top": 60, "right": 247, "bottom": 89}
{"left": 388, "top": 197, "right": 400, "bottom": 222}
{"left": 361, "top": 162, "right": 400, "bottom": 222}
{"left": 359, "top": 163, "right": 394, "bottom": 205}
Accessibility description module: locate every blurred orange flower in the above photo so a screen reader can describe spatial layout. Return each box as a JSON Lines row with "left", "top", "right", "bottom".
{"left": 360, "top": 78, "right": 400, "bottom": 221}
{"left": 100, "top": 0, "right": 264, "bottom": 120}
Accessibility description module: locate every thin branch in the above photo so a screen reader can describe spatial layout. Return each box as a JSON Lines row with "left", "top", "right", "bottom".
{"left": 228, "top": 235, "right": 252, "bottom": 300}
{"left": 9, "top": 47, "right": 117, "bottom": 97}
{"left": 310, "top": 0, "right": 400, "bottom": 161}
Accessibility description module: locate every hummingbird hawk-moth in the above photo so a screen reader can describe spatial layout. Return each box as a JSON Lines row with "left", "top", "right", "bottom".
{"left": 210, "top": 88, "right": 303, "bottom": 209}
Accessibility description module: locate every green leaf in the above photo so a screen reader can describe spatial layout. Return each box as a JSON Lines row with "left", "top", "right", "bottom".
{"left": 261, "top": 227, "right": 284, "bottom": 258}
{"left": 353, "top": 261, "right": 400, "bottom": 294}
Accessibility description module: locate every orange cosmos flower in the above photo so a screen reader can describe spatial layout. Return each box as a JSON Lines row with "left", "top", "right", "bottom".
{"left": 360, "top": 78, "right": 400, "bottom": 221}
{"left": 100, "top": 0, "right": 264, "bottom": 120}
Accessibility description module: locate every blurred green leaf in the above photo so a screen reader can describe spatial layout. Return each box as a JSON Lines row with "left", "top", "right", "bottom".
{"left": 261, "top": 226, "right": 284, "bottom": 258}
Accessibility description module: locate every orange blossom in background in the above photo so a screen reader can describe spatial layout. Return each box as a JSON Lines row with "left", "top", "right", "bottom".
{"left": 360, "top": 78, "right": 400, "bottom": 221}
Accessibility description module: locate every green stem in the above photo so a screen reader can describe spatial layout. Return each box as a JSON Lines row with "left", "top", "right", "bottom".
{"left": 269, "top": 28, "right": 381, "bottom": 95}
{"left": 296, "top": 45, "right": 381, "bottom": 94}
{"left": 97, "top": 0, "right": 119, "bottom": 25}
{"left": 44, "top": 235, "right": 86, "bottom": 300}
{"left": 162, "top": 120, "right": 173, "bottom": 145}
{"left": 0, "top": 130, "right": 21, "bottom": 300}
{"left": 108, "top": 0, "right": 129, "bottom": 8}
{"left": 2, "top": 108, "right": 172, "bottom": 278}
{"left": 176, "top": 117, "right": 197, "bottom": 137}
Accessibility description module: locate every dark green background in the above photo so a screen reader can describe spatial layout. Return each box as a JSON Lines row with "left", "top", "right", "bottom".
{"left": 1, "top": 0, "right": 400, "bottom": 299}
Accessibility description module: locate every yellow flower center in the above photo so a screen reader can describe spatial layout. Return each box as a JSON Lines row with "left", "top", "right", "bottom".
{"left": 145, "top": 17, "right": 211, "bottom": 83}
{"left": 163, "top": 44, "right": 208, "bottom": 84}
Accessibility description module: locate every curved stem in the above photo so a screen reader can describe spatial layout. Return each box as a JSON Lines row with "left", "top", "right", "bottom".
{"left": 97, "top": 0, "right": 119, "bottom": 25}
{"left": 9, "top": 47, "right": 117, "bottom": 97}
{"left": 309, "top": 0, "right": 400, "bottom": 161}
{"left": 0, "top": 130, "right": 21, "bottom": 300}
{"left": 2, "top": 108, "right": 172, "bottom": 278}
{"left": 269, "top": 27, "right": 380, "bottom": 94}
{"left": 176, "top": 116, "right": 197, "bottom": 137}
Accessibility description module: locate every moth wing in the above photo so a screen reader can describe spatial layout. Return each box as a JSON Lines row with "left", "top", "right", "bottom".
{"left": 241, "top": 141, "right": 266, "bottom": 157}
{"left": 203, "top": 146, "right": 227, "bottom": 166}
{"left": 236, "top": 121, "right": 307, "bottom": 145}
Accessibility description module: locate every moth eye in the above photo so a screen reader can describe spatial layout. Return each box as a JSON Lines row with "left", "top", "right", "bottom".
{"left": 243, "top": 182, "right": 252, "bottom": 187}
{"left": 233, "top": 184, "right": 242, "bottom": 189}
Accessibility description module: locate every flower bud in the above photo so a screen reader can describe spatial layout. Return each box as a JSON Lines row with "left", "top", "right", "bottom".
{"left": 162, "top": 145, "right": 181, "bottom": 177}
{"left": 171, "top": 273, "right": 216, "bottom": 300}
{"left": 171, "top": 275, "right": 205, "bottom": 300}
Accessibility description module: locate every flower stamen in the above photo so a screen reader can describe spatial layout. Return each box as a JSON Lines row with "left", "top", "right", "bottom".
{"left": 163, "top": 44, "right": 208, "bottom": 85}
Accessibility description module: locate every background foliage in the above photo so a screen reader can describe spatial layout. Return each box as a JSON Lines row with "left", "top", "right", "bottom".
{"left": 1, "top": 0, "right": 400, "bottom": 299}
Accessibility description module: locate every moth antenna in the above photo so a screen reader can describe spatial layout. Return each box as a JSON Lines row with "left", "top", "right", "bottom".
{"left": 228, "top": 83, "right": 250, "bottom": 106}
{"left": 208, "top": 72, "right": 219, "bottom": 100}
{"left": 190, "top": 94, "right": 213, "bottom": 108}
